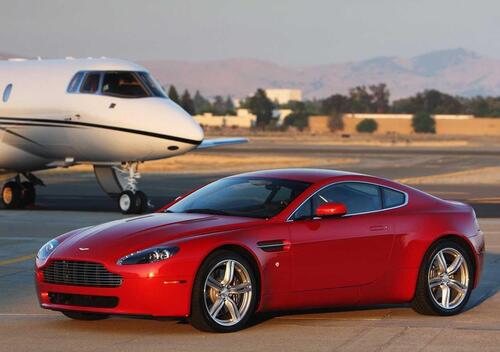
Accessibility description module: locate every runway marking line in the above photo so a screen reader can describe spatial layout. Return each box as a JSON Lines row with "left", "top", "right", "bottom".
{"left": 0, "top": 254, "right": 35, "bottom": 266}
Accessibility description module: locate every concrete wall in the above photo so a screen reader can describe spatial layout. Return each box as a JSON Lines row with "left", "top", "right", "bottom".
{"left": 436, "top": 118, "right": 500, "bottom": 136}
{"left": 308, "top": 114, "right": 500, "bottom": 136}
{"left": 195, "top": 110, "right": 256, "bottom": 128}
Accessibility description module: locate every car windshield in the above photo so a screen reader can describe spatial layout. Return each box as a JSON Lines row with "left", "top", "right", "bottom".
{"left": 166, "top": 177, "right": 311, "bottom": 219}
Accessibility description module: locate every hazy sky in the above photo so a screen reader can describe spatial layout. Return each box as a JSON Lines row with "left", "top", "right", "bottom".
{"left": 1, "top": 0, "right": 500, "bottom": 65}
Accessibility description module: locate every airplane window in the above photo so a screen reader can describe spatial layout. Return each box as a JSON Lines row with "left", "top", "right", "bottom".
{"left": 137, "top": 72, "right": 167, "bottom": 98}
{"left": 101, "top": 72, "right": 149, "bottom": 98}
{"left": 2, "top": 84, "right": 12, "bottom": 102}
{"left": 80, "top": 73, "right": 101, "bottom": 94}
{"left": 67, "top": 72, "right": 85, "bottom": 93}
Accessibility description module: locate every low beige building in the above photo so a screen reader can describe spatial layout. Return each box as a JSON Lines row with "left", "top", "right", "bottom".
{"left": 194, "top": 109, "right": 256, "bottom": 128}
{"left": 309, "top": 113, "right": 500, "bottom": 136}
{"left": 265, "top": 89, "right": 302, "bottom": 105}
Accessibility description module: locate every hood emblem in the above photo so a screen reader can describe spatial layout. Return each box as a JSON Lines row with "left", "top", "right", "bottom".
{"left": 78, "top": 247, "right": 90, "bottom": 251}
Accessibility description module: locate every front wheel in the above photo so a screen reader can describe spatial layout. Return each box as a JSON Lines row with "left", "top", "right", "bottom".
{"left": 189, "top": 250, "right": 257, "bottom": 332}
{"left": 412, "top": 239, "right": 473, "bottom": 316}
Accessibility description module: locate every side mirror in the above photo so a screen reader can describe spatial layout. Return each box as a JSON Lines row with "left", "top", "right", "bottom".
{"left": 315, "top": 202, "right": 347, "bottom": 218}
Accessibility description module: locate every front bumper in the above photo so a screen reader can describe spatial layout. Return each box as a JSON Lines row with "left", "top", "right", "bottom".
{"left": 35, "top": 269, "right": 192, "bottom": 317}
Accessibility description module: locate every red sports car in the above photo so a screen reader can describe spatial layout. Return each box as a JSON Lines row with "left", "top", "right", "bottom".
{"left": 35, "top": 169, "right": 484, "bottom": 332}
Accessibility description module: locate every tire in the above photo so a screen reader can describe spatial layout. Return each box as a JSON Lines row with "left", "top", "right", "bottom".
{"left": 2, "top": 182, "right": 22, "bottom": 209}
{"left": 62, "top": 311, "right": 109, "bottom": 321}
{"left": 411, "top": 239, "right": 474, "bottom": 316}
{"left": 134, "top": 190, "right": 148, "bottom": 214}
{"left": 118, "top": 190, "right": 136, "bottom": 214}
{"left": 189, "top": 250, "right": 258, "bottom": 332}
{"left": 20, "top": 182, "right": 36, "bottom": 206}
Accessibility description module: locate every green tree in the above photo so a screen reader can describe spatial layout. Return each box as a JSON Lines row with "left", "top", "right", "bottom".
{"left": 412, "top": 111, "right": 436, "bottom": 133}
{"left": 224, "top": 96, "right": 236, "bottom": 115}
{"left": 321, "top": 94, "right": 349, "bottom": 115}
{"left": 356, "top": 118, "right": 378, "bottom": 133}
{"left": 212, "top": 95, "right": 226, "bottom": 115}
{"left": 283, "top": 101, "right": 309, "bottom": 131}
{"left": 168, "top": 85, "right": 180, "bottom": 104}
{"left": 248, "top": 89, "right": 274, "bottom": 129}
{"left": 193, "top": 90, "right": 211, "bottom": 114}
{"left": 369, "top": 83, "right": 390, "bottom": 113}
{"left": 349, "top": 86, "right": 373, "bottom": 113}
{"left": 328, "top": 112, "right": 344, "bottom": 132}
{"left": 180, "top": 89, "right": 195, "bottom": 115}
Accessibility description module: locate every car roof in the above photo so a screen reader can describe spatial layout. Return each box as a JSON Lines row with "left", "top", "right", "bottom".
{"left": 233, "top": 168, "right": 362, "bottom": 183}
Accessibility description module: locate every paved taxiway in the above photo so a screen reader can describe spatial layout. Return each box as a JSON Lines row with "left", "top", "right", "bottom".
{"left": 0, "top": 145, "right": 499, "bottom": 351}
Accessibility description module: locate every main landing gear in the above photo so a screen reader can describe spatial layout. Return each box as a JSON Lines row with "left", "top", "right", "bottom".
{"left": 1, "top": 173, "right": 43, "bottom": 209}
{"left": 116, "top": 162, "right": 149, "bottom": 215}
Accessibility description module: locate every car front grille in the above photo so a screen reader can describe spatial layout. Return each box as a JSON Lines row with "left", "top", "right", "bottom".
{"left": 43, "top": 260, "right": 122, "bottom": 288}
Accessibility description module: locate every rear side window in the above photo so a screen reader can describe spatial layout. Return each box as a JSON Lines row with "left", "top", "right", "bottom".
{"left": 102, "top": 72, "right": 148, "bottom": 98}
{"left": 382, "top": 187, "right": 406, "bottom": 208}
{"left": 314, "top": 182, "right": 382, "bottom": 215}
{"left": 67, "top": 72, "right": 85, "bottom": 93}
{"left": 80, "top": 73, "right": 101, "bottom": 94}
{"left": 2, "top": 83, "right": 12, "bottom": 102}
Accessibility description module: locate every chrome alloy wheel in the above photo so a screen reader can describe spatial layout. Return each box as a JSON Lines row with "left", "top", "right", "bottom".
{"left": 428, "top": 247, "right": 469, "bottom": 310}
{"left": 204, "top": 259, "right": 253, "bottom": 326}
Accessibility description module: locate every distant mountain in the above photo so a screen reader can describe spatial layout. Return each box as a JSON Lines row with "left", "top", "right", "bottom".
{"left": 141, "top": 48, "right": 500, "bottom": 99}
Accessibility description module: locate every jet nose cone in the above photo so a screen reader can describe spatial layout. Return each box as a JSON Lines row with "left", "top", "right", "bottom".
{"left": 166, "top": 100, "right": 204, "bottom": 143}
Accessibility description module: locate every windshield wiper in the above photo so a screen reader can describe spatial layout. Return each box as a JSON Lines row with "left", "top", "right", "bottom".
{"left": 185, "top": 208, "right": 231, "bottom": 216}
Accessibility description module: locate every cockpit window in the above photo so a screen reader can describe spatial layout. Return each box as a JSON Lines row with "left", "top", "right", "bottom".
{"left": 80, "top": 72, "right": 101, "bottom": 94}
{"left": 67, "top": 72, "right": 85, "bottom": 93}
{"left": 137, "top": 72, "right": 166, "bottom": 98}
{"left": 102, "top": 72, "right": 148, "bottom": 98}
{"left": 68, "top": 70, "right": 167, "bottom": 99}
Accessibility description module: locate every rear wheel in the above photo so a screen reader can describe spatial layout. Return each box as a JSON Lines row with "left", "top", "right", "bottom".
{"left": 412, "top": 239, "right": 473, "bottom": 316}
{"left": 189, "top": 250, "right": 257, "bottom": 332}
{"left": 62, "top": 311, "right": 109, "bottom": 321}
{"left": 2, "top": 182, "right": 22, "bottom": 209}
{"left": 20, "top": 181, "right": 36, "bottom": 206}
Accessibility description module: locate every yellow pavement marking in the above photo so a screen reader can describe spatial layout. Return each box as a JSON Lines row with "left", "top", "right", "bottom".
{"left": 0, "top": 254, "right": 35, "bottom": 266}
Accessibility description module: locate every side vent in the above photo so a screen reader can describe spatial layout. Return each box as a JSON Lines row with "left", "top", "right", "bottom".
{"left": 257, "top": 240, "right": 290, "bottom": 252}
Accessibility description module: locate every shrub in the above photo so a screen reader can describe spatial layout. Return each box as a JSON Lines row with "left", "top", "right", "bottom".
{"left": 412, "top": 112, "right": 436, "bottom": 133}
{"left": 328, "top": 113, "right": 344, "bottom": 132}
{"left": 356, "top": 118, "right": 378, "bottom": 133}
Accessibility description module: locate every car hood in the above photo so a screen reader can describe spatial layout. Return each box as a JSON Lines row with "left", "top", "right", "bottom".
{"left": 52, "top": 212, "right": 263, "bottom": 261}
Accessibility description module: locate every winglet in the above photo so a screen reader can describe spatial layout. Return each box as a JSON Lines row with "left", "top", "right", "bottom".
{"left": 197, "top": 138, "right": 248, "bottom": 149}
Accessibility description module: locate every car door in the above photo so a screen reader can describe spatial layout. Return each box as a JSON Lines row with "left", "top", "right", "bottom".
{"left": 288, "top": 182, "right": 396, "bottom": 292}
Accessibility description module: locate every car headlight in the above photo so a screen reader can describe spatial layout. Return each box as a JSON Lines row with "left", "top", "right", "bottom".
{"left": 117, "top": 246, "right": 179, "bottom": 265}
{"left": 37, "top": 239, "right": 60, "bottom": 261}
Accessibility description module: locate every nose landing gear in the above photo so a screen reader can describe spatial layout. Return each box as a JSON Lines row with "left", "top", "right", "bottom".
{"left": 116, "top": 162, "right": 149, "bottom": 214}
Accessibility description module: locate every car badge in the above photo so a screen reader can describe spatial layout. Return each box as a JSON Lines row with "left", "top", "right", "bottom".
{"left": 79, "top": 247, "right": 90, "bottom": 251}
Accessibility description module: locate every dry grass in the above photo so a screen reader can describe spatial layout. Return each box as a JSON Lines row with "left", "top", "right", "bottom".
{"left": 397, "top": 167, "right": 500, "bottom": 185}
{"left": 41, "top": 153, "right": 359, "bottom": 175}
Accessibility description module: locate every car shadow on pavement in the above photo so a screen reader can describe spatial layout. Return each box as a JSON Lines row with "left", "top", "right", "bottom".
{"left": 249, "top": 252, "right": 500, "bottom": 328}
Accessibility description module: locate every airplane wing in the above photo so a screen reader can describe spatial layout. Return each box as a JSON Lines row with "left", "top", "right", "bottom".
{"left": 197, "top": 137, "right": 248, "bottom": 149}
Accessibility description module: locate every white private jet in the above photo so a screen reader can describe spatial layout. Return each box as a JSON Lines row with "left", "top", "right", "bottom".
{"left": 0, "top": 57, "right": 246, "bottom": 214}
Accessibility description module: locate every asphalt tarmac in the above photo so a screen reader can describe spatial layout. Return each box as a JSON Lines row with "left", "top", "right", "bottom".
{"left": 0, "top": 212, "right": 498, "bottom": 352}
{"left": 0, "top": 145, "right": 499, "bottom": 351}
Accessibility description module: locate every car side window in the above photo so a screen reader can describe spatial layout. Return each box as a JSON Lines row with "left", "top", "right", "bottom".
{"left": 381, "top": 187, "right": 405, "bottom": 208}
{"left": 292, "top": 198, "right": 313, "bottom": 220}
{"left": 314, "top": 182, "right": 382, "bottom": 215}
{"left": 80, "top": 72, "right": 101, "bottom": 94}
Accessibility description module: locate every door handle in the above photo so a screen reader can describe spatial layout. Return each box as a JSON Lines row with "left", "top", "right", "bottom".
{"left": 369, "top": 225, "right": 389, "bottom": 231}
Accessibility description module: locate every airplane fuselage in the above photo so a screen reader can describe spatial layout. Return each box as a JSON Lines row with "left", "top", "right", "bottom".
{"left": 0, "top": 58, "right": 204, "bottom": 175}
